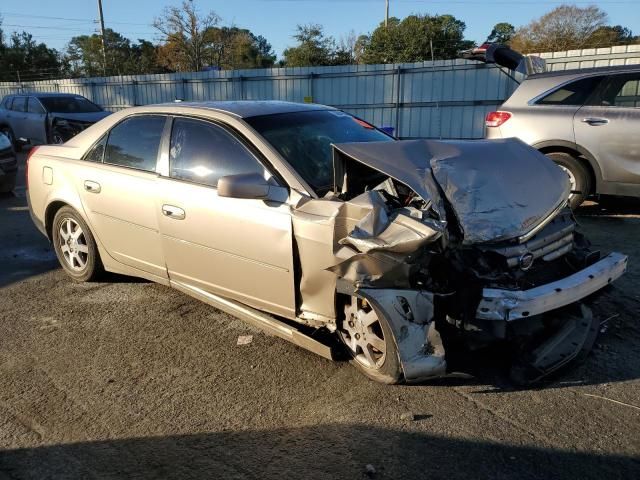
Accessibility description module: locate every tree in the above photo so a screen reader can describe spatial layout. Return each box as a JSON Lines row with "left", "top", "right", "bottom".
{"left": 584, "top": 25, "right": 638, "bottom": 48}
{"left": 487, "top": 23, "right": 515, "bottom": 45}
{"left": 153, "top": 0, "right": 221, "bottom": 72}
{"left": 0, "top": 31, "right": 62, "bottom": 82}
{"left": 510, "top": 5, "right": 608, "bottom": 53}
{"left": 206, "top": 26, "right": 275, "bottom": 69}
{"left": 66, "top": 30, "right": 165, "bottom": 77}
{"left": 282, "top": 24, "right": 336, "bottom": 67}
{"left": 360, "top": 14, "right": 474, "bottom": 64}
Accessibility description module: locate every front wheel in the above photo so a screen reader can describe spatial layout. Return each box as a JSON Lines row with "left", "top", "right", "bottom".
{"left": 52, "top": 206, "right": 103, "bottom": 282}
{"left": 339, "top": 296, "right": 403, "bottom": 384}
{"left": 545, "top": 152, "right": 592, "bottom": 209}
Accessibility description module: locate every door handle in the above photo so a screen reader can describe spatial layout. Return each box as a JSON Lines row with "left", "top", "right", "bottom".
{"left": 581, "top": 117, "right": 609, "bottom": 126}
{"left": 84, "top": 180, "right": 101, "bottom": 193}
{"left": 162, "top": 204, "right": 185, "bottom": 220}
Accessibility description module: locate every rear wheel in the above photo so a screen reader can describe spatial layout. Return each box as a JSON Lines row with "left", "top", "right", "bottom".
{"left": 544, "top": 152, "right": 591, "bottom": 209}
{"left": 339, "top": 296, "right": 402, "bottom": 384}
{"left": 52, "top": 206, "right": 103, "bottom": 282}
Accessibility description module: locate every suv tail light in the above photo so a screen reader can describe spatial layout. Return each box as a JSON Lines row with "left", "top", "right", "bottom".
{"left": 485, "top": 111, "right": 512, "bottom": 127}
{"left": 25, "top": 146, "right": 39, "bottom": 188}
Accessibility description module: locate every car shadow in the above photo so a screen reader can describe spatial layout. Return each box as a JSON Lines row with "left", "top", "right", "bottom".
{"left": 1, "top": 425, "right": 637, "bottom": 479}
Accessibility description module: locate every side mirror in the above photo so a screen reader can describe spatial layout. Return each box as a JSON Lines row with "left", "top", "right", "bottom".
{"left": 217, "top": 173, "right": 287, "bottom": 202}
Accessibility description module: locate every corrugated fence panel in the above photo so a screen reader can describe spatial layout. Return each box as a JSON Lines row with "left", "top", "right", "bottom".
{"left": 1, "top": 44, "right": 638, "bottom": 138}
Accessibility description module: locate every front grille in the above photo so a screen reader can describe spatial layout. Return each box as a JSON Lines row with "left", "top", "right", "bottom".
{"left": 482, "top": 208, "right": 575, "bottom": 269}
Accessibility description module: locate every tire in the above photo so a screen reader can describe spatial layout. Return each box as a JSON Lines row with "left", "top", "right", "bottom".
{"left": 338, "top": 296, "right": 403, "bottom": 384}
{"left": 545, "top": 152, "right": 592, "bottom": 209}
{"left": 51, "top": 206, "right": 103, "bottom": 282}
{"left": 0, "top": 126, "right": 21, "bottom": 152}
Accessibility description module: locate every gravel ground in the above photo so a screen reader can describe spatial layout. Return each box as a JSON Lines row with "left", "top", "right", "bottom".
{"left": 0, "top": 154, "right": 639, "bottom": 479}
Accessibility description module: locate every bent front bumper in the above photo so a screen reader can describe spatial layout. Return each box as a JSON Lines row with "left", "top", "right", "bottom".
{"left": 476, "top": 252, "right": 628, "bottom": 322}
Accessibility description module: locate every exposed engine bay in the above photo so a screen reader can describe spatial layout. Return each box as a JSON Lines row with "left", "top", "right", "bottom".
{"left": 290, "top": 138, "right": 628, "bottom": 384}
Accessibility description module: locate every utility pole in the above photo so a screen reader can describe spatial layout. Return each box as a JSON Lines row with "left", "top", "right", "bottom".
{"left": 97, "top": 0, "right": 107, "bottom": 76}
{"left": 385, "top": 0, "right": 389, "bottom": 28}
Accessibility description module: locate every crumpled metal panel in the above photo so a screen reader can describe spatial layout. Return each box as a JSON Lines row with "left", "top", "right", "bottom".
{"left": 357, "top": 288, "right": 447, "bottom": 382}
{"left": 429, "top": 138, "right": 570, "bottom": 244}
{"left": 332, "top": 138, "right": 570, "bottom": 245}
{"left": 291, "top": 189, "right": 443, "bottom": 320}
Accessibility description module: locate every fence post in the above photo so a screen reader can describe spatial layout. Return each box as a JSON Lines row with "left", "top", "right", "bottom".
{"left": 394, "top": 66, "right": 402, "bottom": 136}
{"left": 132, "top": 79, "right": 138, "bottom": 106}
{"left": 239, "top": 75, "right": 245, "bottom": 100}
{"left": 181, "top": 77, "right": 187, "bottom": 101}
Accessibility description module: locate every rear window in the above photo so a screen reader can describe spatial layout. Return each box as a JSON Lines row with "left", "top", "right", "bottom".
{"left": 536, "top": 76, "right": 604, "bottom": 106}
{"left": 593, "top": 73, "right": 640, "bottom": 108}
{"left": 104, "top": 116, "right": 165, "bottom": 172}
{"left": 38, "top": 96, "right": 102, "bottom": 113}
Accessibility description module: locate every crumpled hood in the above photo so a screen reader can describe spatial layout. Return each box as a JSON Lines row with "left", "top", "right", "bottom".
{"left": 332, "top": 138, "right": 570, "bottom": 245}
{"left": 50, "top": 111, "right": 111, "bottom": 123}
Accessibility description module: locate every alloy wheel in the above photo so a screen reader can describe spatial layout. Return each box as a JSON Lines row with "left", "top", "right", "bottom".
{"left": 340, "top": 298, "right": 387, "bottom": 369}
{"left": 57, "top": 217, "right": 89, "bottom": 271}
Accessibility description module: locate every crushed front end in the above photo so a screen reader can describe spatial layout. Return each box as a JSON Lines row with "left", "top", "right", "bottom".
{"left": 294, "top": 138, "right": 628, "bottom": 384}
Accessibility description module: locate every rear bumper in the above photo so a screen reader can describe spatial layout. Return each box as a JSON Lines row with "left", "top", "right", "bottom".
{"left": 476, "top": 252, "right": 628, "bottom": 321}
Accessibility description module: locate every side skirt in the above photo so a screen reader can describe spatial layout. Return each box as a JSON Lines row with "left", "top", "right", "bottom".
{"left": 171, "top": 280, "right": 335, "bottom": 361}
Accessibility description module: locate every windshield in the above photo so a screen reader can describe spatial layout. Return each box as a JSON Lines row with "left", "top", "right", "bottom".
{"left": 38, "top": 96, "right": 103, "bottom": 114}
{"left": 246, "top": 110, "right": 392, "bottom": 193}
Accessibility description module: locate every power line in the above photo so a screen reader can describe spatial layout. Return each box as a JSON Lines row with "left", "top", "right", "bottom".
{"left": 0, "top": 12, "right": 151, "bottom": 26}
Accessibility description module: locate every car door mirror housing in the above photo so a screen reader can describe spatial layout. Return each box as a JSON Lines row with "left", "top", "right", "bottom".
{"left": 217, "top": 173, "right": 286, "bottom": 201}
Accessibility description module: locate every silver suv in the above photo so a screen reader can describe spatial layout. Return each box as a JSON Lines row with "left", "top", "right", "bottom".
{"left": 485, "top": 65, "right": 640, "bottom": 208}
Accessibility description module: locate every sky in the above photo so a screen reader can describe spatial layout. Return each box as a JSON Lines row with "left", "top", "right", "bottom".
{"left": 2, "top": 0, "right": 640, "bottom": 58}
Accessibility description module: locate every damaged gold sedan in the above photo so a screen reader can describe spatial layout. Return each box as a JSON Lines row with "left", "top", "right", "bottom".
{"left": 27, "top": 101, "right": 628, "bottom": 384}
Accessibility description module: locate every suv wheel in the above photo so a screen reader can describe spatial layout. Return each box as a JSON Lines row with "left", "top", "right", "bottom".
{"left": 545, "top": 152, "right": 591, "bottom": 209}
{"left": 52, "top": 207, "right": 103, "bottom": 282}
{"left": 339, "top": 296, "right": 403, "bottom": 384}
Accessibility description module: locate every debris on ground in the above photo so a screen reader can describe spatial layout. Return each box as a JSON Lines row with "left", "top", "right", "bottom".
{"left": 400, "top": 412, "right": 416, "bottom": 421}
{"left": 364, "top": 464, "right": 376, "bottom": 477}
{"left": 236, "top": 335, "right": 253, "bottom": 346}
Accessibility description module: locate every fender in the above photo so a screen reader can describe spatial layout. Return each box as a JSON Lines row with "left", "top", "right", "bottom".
{"left": 532, "top": 139, "right": 604, "bottom": 190}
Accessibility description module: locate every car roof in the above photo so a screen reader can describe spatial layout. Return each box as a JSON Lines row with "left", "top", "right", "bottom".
{"left": 159, "top": 100, "right": 335, "bottom": 118}
{"left": 4, "top": 92, "right": 86, "bottom": 98}
{"left": 529, "top": 63, "right": 640, "bottom": 80}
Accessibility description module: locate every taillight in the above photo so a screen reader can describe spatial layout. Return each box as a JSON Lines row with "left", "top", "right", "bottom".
{"left": 485, "top": 111, "right": 512, "bottom": 128}
{"left": 25, "top": 146, "right": 39, "bottom": 188}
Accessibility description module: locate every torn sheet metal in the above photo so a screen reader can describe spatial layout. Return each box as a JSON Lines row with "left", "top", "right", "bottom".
{"left": 332, "top": 138, "right": 570, "bottom": 245}
{"left": 357, "top": 288, "right": 447, "bottom": 382}
{"left": 291, "top": 189, "right": 443, "bottom": 321}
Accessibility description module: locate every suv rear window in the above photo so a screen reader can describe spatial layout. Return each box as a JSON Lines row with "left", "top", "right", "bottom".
{"left": 536, "top": 76, "right": 604, "bottom": 106}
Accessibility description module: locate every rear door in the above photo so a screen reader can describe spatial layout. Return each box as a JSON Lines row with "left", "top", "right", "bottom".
{"left": 76, "top": 114, "right": 169, "bottom": 278}
{"left": 574, "top": 72, "right": 640, "bottom": 189}
{"left": 156, "top": 116, "right": 296, "bottom": 318}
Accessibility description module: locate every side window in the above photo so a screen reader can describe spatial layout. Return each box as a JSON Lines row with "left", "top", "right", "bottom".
{"left": 595, "top": 73, "right": 640, "bottom": 108}
{"left": 169, "top": 117, "right": 267, "bottom": 188}
{"left": 84, "top": 135, "right": 107, "bottom": 163}
{"left": 104, "top": 115, "right": 165, "bottom": 172}
{"left": 12, "top": 97, "right": 26, "bottom": 112}
{"left": 536, "top": 76, "right": 604, "bottom": 106}
{"left": 27, "top": 97, "right": 45, "bottom": 114}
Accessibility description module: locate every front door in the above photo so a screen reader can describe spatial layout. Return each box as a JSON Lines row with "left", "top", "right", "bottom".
{"left": 574, "top": 72, "right": 640, "bottom": 191}
{"left": 24, "top": 97, "right": 48, "bottom": 144}
{"left": 156, "top": 116, "right": 296, "bottom": 318}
